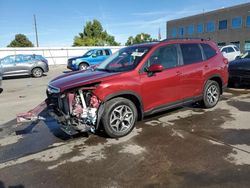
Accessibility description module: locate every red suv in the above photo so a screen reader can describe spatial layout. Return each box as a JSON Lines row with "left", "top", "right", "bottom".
{"left": 47, "top": 39, "right": 228, "bottom": 138}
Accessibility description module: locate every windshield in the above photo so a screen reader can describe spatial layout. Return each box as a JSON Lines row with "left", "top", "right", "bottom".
{"left": 83, "top": 50, "right": 95, "bottom": 57}
{"left": 96, "top": 46, "right": 150, "bottom": 72}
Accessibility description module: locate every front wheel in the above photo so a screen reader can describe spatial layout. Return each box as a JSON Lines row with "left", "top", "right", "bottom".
{"left": 79, "top": 63, "right": 88, "bottom": 70}
{"left": 202, "top": 80, "right": 220, "bottom": 108}
{"left": 101, "top": 97, "right": 138, "bottom": 138}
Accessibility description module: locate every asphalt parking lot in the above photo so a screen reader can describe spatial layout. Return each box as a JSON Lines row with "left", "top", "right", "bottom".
{"left": 0, "top": 66, "right": 250, "bottom": 188}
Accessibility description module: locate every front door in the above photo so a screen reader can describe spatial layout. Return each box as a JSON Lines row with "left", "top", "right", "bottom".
{"left": 140, "top": 44, "right": 182, "bottom": 112}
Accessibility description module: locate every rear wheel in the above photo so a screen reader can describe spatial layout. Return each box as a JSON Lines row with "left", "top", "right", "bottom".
{"left": 202, "top": 80, "right": 220, "bottom": 108}
{"left": 101, "top": 97, "right": 138, "bottom": 138}
{"left": 32, "top": 67, "right": 43, "bottom": 78}
{"left": 79, "top": 63, "right": 88, "bottom": 70}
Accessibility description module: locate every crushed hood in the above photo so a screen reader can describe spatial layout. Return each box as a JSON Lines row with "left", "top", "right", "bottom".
{"left": 49, "top": 69, "right": 118, "bottom": 92}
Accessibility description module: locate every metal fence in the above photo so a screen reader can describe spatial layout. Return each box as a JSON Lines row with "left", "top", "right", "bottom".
{"left": 0, "top": 46, "right": 124, "bottom": 65}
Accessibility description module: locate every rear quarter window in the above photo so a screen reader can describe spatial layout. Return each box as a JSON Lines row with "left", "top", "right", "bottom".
{"left": 201, "top": 43, "right": 217, "bottom": 59}
{"left": 180, "top": 44, "right": 203, "bottom": 65}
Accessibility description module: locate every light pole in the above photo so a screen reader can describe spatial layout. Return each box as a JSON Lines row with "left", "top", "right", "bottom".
{"left": 34, "top": 14, "right": 39, "bottom": 47}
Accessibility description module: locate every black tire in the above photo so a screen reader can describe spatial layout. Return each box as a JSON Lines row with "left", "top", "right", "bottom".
{"left": 101, "top": 97, "right": 138, "bottom": 138}
{"left": 79, "top": 63, "right": 88, "bottom": 70}
{"left": 32, "top": 67, "right": 43, "bottom": 78}
{"left": 202, "top": 80, "right": 220, "bottom": 108}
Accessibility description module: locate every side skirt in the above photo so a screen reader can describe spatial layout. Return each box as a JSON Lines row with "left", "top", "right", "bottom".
{"left": 144, "top": 96, "right": 203, "bottom": 117}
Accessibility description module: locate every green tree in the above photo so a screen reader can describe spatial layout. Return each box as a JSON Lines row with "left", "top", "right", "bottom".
{"left": 73, "top": 19, "right": 120, "bottom": 46}
{"left": 7, "top": 34, "right": 34, "bottom": 47}
{"left": 125, "top": 33, "right": 156, "bottom": 46}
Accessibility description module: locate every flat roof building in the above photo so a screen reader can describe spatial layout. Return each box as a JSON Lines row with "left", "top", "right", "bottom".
{"left": 166, "top": 3, "right": 250, "bottom": 52}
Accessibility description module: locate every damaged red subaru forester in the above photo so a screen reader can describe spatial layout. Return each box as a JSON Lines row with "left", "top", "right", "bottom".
{"left": 47, "top": 38, "right": 228, "bottom": 138}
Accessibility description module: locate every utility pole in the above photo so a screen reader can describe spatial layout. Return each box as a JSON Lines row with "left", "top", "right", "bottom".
{"left": 34, "top": 14, "right": 39, "bottom": 47}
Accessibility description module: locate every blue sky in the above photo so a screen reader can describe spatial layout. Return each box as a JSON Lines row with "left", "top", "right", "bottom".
{"left": 0, "top": 0, "right": 249, "bottom": 47}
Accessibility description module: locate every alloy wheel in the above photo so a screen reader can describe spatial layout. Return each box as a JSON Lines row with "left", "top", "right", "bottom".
{"left": 109, "top": 105, "right": 134, "bottom": 134}
{"left": 206, "top": 84, "right": 219, "bottom": 106}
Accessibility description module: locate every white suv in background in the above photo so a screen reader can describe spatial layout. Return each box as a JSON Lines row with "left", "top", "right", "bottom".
{"left": 220, "top": 44, "right": 241, "bottom": 62}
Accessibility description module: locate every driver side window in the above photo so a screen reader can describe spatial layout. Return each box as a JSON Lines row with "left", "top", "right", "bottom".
{"left": 144, "top": 45, "right": 178, "bottom": 71}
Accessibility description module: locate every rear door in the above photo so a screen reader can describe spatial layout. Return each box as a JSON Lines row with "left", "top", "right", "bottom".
{"left": 140, "top": 44, "right": 182, "bottom": 111}
{"left": 177, "top": 43, "right": 204, "bottom": 100}
{"left": 14, "top": 55, "right": 30, "bottom": 74}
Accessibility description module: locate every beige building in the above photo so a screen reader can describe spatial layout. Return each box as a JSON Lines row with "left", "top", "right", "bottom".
{"left": 167, "top": 3, "right": 250, "bottom": 52}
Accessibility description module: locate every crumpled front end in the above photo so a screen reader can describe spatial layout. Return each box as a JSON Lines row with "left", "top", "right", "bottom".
{"left": 47, "top": 85, "right": 102, "bottom": 135}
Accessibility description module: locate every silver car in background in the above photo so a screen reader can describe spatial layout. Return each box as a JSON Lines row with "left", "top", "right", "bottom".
{"left": 0, "top": 63, "right": 3, "bottom": 93}
{"left": 0, "top": 54, "right": 49, "bottom": 78}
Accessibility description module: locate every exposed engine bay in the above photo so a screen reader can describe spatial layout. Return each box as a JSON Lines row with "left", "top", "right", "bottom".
{"left": 47, "top": 87, "right": 102, "bottom": 135}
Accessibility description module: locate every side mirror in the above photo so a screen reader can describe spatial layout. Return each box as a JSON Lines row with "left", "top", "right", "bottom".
{"left": 222, "top": 52, "right": 227, "bottom": 56}
{"left": 148, "top": 64, "right": 164, "bottom": 73}
{"left": 92, "top": 53, "right": 97, "bottom": 58}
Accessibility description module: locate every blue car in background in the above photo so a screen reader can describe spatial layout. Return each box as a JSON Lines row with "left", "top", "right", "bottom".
{"left": 67, "top": 48, "right": 112, "bottom": 71}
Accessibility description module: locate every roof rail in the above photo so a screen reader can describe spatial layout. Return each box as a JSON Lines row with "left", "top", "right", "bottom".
{"left": 160, "top": 37, "right": 210, "bottom": 43}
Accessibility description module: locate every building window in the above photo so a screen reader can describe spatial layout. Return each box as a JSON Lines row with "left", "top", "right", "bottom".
{"left": 206, "top": 21, "right": 215, "bottom": 32}
{"left": 197, "top": 23, "right": 203, "bottom": 33}
{"left": 179, "top": 27, "right": 185, "bottom": 37}
{"left": 187, "top": 25, "right": 194, "bottom": 35}
{"left": 246, "top": 16, "right": 250, "bottom": 27}
{"left": 245, "top": 41, "right": 250, "bottom": 51}
{"left": 232, "top": 17, "right": 242, "bottom": 29}
{"left": 171, "top": 28, "right": 177, "bottom": 38}
{"left": 219, "top": 20, "right": 227, "bottom": 30}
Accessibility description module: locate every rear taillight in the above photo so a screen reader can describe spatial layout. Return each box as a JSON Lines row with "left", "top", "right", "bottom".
{"left": 42, "top": 60, "right": 48, "bottom": 64}
{"left": 223, "top": 57, "right": 229, "bottom": 65}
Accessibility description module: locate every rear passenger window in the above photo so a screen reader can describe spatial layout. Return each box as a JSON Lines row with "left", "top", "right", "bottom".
{"left": 104, "top": 50, "right": 110, "bottom": 56}
{"left": 201, "top": 44, "right": 217, "bottom": 59}
{"left": 180, "top": 44, "right": 203, "bottom": 65}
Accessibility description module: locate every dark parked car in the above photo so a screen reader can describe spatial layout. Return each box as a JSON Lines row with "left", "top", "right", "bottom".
{"left": 47, "top": 38, "right": 228, "bottom": 138}
{"left": 0, "top": 54, "right": 49, "bottom": 78}
{"left": 67, "top": 48, "right": 112, "bottom": 71}
{"left": 228, "top": 51, "right": 250, "bottom": 87}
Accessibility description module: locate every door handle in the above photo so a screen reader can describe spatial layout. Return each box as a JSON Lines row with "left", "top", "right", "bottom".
{"left": 204, "top": 65, "right": 209, "bottom": 69}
